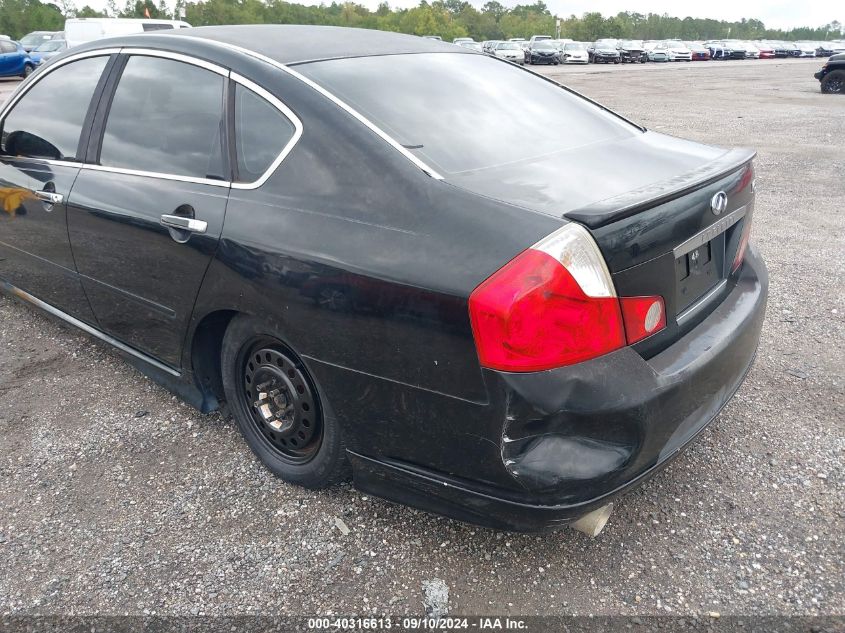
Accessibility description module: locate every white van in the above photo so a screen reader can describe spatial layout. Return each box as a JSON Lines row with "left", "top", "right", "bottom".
{"left": 64, "top": 18, "right": 191, "bottom": 49}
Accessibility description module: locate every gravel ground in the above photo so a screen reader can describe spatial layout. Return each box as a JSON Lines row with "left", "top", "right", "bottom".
{"left": 0, "top": 58, "right": 843, "bottom": 619}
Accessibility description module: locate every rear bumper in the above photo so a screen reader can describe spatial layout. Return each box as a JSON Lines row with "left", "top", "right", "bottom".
{"left": 350, "top": 246, "right": 768, "bottom": 532}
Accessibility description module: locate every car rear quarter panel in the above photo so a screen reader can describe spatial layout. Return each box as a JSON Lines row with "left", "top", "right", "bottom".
{"left": 186, "top": 58, "right": 564, "bottom": 474}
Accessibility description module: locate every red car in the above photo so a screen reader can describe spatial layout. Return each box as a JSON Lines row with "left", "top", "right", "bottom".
{"left": 687, "top": 43, "right": 711, "bottom": 60}
{"left": 757, "top": 45, "right": 775, "bottom": 59}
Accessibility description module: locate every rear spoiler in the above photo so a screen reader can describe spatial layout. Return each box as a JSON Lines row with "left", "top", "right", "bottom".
{"left": 564, "top": 147, "right": 756, "bottom": 229}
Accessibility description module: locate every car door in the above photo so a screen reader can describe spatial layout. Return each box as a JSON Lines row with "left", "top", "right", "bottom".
{"left": 0, "top": 52, "right": 115, "bottom": 323}
{"left": 67, "top": 52, "right": 230, "bottom": 368}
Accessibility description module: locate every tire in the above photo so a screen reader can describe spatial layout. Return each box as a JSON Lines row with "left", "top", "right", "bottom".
{"left": 21, "top": 64, "right": 33, "bottom": 78}
{"left": 220, "top": 315, "right": 350, "bottom": 489}
{"left": 821, "top": 70, "right": 845, "bottom": 94}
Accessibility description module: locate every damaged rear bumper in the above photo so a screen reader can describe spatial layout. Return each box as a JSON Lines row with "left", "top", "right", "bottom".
{"left": 349, "top": 246, "right": 768, "bottom": 532}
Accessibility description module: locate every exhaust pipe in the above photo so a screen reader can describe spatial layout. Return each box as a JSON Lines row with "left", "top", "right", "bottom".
{"left": 570, "top": 503, "right": 613, "bottom": 538}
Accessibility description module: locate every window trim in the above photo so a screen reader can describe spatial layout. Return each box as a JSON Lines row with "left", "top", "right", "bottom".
{"left": 230, "top": 72, "right": 303, "bottom": 190}
{"left": 198, "top": 38, "right": 446, "bottom": 180}
{"left": 91, "top": 49, "right": 231, "bottom": 187}
{"left": 0, "top": 46, "right": 304, "bottom": 189}
{"left": 0, "top": 48, "right": 122, "bottom": 168}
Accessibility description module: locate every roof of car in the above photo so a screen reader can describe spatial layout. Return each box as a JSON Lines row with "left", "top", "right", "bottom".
{"left": 163, "top": 25, "right": 469, "bottom": 65}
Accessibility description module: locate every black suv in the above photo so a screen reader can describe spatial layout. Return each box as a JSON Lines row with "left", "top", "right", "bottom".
{"left": 815, "top": 53, "right": 844, "bottom": 94}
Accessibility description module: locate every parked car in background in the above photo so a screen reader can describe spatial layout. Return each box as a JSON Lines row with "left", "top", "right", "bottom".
{"left": 481, "top": 40, "right": 498, "bottom": 54}
{"left": 64, "top": 18, "right": 191, "bottom": 48}
{"left": 526, "top": 40, "right": 559, "bottom": 65}
{"left": 0, "top": 26, "right": 767, "bottom": 533}
{"left": 457, "top": 41, "right": 482, "bottom": 52}
{"left": 453, "top": 37, "right": 474, "bottom": 45}
{"left": 784, "top": 42, "right": 802, "bottom": 57}
{"left": 773, "top": 41, "right": 790, "bottom": 57}
{"left": 560, "top": 42, "right": 589, "bottom": 64}
{"left": 707, "top": 41, "right": 746, "bottom": 60}
{"left": 617, "top": 40, "right": 645, "bottom": 63}
{"left": 755, "top": 43, "right": 775, "bottom": 58}
{"left": 815, "top": 52, "right": 844, "bottom": 93}
{"left": 0, "top": 40, "right": 35, "bottom": 77}
{"left": 742, "top": 42, "right": 760, "bottom": 59}
{"left": 663, "top": 41, "right": 692, "bottom": 61}
{"left": 548, "top": 39, "right": 572, "bottom": 58}
{"left": 491, "top": 41, "right": 524, "bottom": 64}
{"left": 686, "top": 42, "right": 711, "bottom": 60}
{"left": 590, "top": 41, "right": 620, "bottom": 63}
{"left": 29, "top": 39, "right": 68, "bottom": 64}
{"left": 19, "top": 31, "right": 57, "bottom": 52}
{"left": 646, "top": 43, "right": 669, "bottom": 62}
{"left": 529, "top": 35, "right": 552, "bottom": 44}
{"left": 794, "top": 42, "right": 817, "bottom": 58}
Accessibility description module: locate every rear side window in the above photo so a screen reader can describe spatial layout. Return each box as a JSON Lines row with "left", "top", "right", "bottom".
{"left": 0, "top": 41, "right": 16, "bottom": 53}
{"left": 99, "top": 55, "right": 225, "bottom": 180}
{"left": 0, "top": 55, "right": 109, "bottom": 161}
{"left": 300, "top": 53, "right": 638, "bottom": 176}
{"left": 234, "top": 83, "right": 296, "bottom": 183}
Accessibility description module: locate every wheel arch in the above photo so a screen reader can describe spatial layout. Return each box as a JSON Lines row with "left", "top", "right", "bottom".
{"left": 185, "top": 308, "right": 242, "bottom": 412}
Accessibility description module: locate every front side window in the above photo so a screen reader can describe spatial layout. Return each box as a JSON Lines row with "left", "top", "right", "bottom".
{"left": 0, "top": 41, "right": 17, "bottom": 53}
{"left": 99, "top": 55, "right": 225, "bottom": 180}
{"left": 299, "top": 53, "right": 637, "bottom": 176}
{"left": 0, "top": 55, "right": 109, "bottom": 161}
{"left": 233, "top": 83, "right": 296, "bottom": 183}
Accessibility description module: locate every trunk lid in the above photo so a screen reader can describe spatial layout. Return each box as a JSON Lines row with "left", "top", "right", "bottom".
{"left": 448, "top": 131, "right": 756, "bottom": 357}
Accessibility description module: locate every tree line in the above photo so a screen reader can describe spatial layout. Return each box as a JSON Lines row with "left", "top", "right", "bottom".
{"left": 0, "top": 0, "right": 842, "bottom": 44}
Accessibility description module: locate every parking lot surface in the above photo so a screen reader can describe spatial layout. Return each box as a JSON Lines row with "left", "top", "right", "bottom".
{"left": 0, "top": 58, "right": 842, "bottom": 617}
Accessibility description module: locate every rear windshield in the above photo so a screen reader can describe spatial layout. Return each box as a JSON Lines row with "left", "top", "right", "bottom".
{"left": 34, "top": 40, "right": 63, "bottom": 51}
{"left": 299, "top": 53, "right": 638, "bottom": 175}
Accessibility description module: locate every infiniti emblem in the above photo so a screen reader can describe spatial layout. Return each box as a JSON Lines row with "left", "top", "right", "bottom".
{"left": 710, "top": 191, "right": 728, "bottom": 216}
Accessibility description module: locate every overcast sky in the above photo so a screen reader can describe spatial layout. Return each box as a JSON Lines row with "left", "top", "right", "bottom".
{"left": 77, "top": 0, "right": 843, "bottom": 31}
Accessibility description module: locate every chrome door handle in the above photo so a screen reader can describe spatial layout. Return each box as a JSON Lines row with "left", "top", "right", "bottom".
{"left": 160, "top": 214, "right": 207, "bottom": 234}
{"left": 34, "top": 190, "right": 63, "bottom": 204}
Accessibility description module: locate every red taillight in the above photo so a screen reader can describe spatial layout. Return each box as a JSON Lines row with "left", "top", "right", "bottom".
{"left": 469, "top": 250, "right": 625, "bottom": 371}
{"left": 619, "top": 296, "right": 666, "bottom": 345}
{"left": 469, "top": 224, "right": 627, "bottom": 372}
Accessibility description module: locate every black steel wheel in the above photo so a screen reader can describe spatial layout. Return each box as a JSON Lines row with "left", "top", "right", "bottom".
{"left": 221, "top": 315, "right": 350, "bottom": 488}
{"left": 241, "top": 342, "right": 321, "bottom": 463}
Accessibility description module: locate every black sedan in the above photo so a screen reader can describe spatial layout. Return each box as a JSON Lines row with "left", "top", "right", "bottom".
{"left": 590, "top": 42, "right": 621, "bottom": 63}
{"left": 0, "top": 26, "right": 767, "bottom": 533}
{"left": 617, "top": 40, "right": 645, "bottom": 63}
{"left": 525, "top": 40, "right": 559, "bottom": 65}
